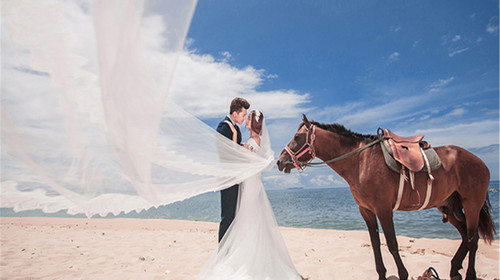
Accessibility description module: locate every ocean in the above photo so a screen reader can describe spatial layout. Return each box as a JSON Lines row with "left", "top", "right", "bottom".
{"left": 2, "top": 181, "right": 499, "bottom": 240}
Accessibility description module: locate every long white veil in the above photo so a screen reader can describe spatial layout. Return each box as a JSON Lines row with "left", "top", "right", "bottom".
{"left": 1, "top": 0, "right": 274, "bottom": 217}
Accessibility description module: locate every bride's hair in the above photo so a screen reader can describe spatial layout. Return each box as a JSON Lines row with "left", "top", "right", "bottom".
{"left": 250, "top": 110, "right": 264, "bottom": 135}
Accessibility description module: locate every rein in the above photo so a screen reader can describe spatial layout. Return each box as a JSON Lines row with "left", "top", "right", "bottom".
{"left": 286, "top": 124, "right": 386, "bottom": 171}
{"left": 305, "top": 137, "right": 385, "bottom": 167}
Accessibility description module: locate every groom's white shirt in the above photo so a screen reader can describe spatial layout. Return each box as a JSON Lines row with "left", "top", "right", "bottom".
{"left": 226, "top": 115, "right": 236, "bottom": 125}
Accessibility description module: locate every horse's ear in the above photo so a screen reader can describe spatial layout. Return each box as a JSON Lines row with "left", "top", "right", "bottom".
{"left": 302, "top": 114, "right": 311, "bottom": 126}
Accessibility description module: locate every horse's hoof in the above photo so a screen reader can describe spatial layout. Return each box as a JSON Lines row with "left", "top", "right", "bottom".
{"left": 450, "top": 275, "right": 463, "bottom": 280}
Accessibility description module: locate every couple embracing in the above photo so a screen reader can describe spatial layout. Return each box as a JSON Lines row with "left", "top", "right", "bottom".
{"left": 198, "top": 98, "right": 303, "bottom": 279}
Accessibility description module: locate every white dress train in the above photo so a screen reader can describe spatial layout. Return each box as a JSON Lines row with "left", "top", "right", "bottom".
{"left": 197, "top": 138, "right": 302, "bottom": 280}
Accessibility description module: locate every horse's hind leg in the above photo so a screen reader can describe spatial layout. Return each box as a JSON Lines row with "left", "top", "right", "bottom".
{"left": 439, "top": 192, "right": 469, "bottom": 279}
{"left": 439, "top": 206, "right": 468, "bottom": 279}
{"left": 463, "top": 202, "right": 481, "bottom": 280}
{"left": 445, "top": 192, "right": 482, "bottom": 280}
{"left": 377, "top": 209, "right": 409, "bottom": 280}
{"left": 359, "top": 206, "right": 387, "bottom": 280}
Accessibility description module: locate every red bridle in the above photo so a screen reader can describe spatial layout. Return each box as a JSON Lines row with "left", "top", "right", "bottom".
{"left": 284, "top": 125, "right": 316, "bottom": 172}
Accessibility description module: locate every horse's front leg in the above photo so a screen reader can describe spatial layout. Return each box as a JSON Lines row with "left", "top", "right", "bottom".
{"left": 359, "top": 206, "right": 387, "bottom": 280}
{"left": 377, "top": 210, "right": 409, "bottom": 280}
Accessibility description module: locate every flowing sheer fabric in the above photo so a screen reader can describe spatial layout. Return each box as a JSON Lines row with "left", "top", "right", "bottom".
{"left": 198, "top": 138, "right": 301, "bottom": 280}
{"left": 1, "top": 0, "right": 273, "bottom": 217}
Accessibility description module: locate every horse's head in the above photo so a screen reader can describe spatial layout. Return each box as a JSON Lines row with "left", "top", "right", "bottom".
{"left": 277, "top": 114, "right": 316, "bottom": 173}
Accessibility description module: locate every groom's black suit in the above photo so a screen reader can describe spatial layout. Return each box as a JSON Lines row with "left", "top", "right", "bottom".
{"left": 216, "top": 116, "right": 242, "bottom": 242}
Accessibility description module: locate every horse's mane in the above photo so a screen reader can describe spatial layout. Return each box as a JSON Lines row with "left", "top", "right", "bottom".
{"left": 310, "top": 121, "right": 377, "bottom": 141}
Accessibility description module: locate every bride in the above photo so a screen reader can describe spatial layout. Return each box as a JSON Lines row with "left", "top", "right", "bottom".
{"left": 198, "top": 110, "right": 302, "bottom": 280}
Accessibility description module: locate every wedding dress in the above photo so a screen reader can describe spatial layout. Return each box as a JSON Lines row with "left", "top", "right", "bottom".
{"left": 198, "top": 138, "right": 302, "bottom": 280}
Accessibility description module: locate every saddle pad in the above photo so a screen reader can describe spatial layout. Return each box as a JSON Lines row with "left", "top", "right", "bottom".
{"left": 381, "top": 142, "right": 441, "bottom": 173}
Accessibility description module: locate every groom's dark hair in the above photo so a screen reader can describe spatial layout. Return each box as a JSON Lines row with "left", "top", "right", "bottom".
{"left": 229, "top": 97, "right": 250, "bottom": 114}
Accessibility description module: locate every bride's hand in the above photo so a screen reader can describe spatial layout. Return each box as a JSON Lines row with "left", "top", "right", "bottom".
{"left": 228, "top": 123, "right": 237, "bottom": 143}
{"left": 243, "top": 143, "right": 254, "bottom": 152}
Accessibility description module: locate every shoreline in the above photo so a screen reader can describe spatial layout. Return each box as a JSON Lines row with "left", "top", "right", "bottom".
{"left": 1, "top": 217, "right": 499, "bottom": 279}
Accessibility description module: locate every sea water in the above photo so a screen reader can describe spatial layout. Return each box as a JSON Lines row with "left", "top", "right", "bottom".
{"left": 2, "top": 181, "right": 498, "bottom": 240}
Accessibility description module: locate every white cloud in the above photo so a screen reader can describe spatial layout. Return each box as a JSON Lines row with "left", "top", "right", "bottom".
{"left": 448, "top": 47, "right": 469, "bottom": 57}
{"left": 266, "top": 118, "right": 309, "bottom": 154}
{"left": 442, "top": 34, "right": 471, "bottom": 57}
{"left": 309, "top": 174, "right": 341, "bottom": 187}
{"left": 313, "top": 90, "right": 438, "bottom": 130}
{"left": 486, "top": 17, "right": 499, "bottom": 35}
{"left": 415, "top": 119, "right": 499, "bottom": 148}
{"left": 429, "top": 77, "right": 455, "bottom": 88}
{"left": 390, "top": 26, "right": 401, "bottom": 32}
{"left": 419, "top": 114, "right": 431, "bottom": 121}
{"left": 387, "top": 52, "right": 400, "bottom": 64}
{"left": 3, "top": 13, "right": 310, "bottom": 125}
{"left": 444, "top": 107, "right": 467, "bottom": 117}
{"left": 312, "top": 101, "right": 363, "bottom": 122}
{"left": 428, "top": 77, "right": 454, "bottom": 92}
{"left": 219, "top": 51, "right": 232, "bottom": 62}
{"left": 168, "top": 51, "right": 310, "bottom": 119}
{"left": 262, "top": 173, "right": 301, "bottom": 189}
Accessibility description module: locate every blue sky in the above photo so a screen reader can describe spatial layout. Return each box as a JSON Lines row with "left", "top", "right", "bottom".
{"left": 180, "top": 0, "right": 499, "bottom": 187}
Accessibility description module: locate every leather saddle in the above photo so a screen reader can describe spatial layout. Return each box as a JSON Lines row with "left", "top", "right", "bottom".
{"left": 379, "top": 128, "right": 442, "bottom": 211}
{"left": 382, "top": 129, "right": 430, "bottom": 172}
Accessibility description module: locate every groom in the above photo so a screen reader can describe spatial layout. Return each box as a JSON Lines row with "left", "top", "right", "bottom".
{"left": 216, "top": 97, "right": 250, "bottom": 242}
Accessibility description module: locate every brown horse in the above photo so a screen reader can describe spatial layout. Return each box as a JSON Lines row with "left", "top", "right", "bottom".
{"left": 277, "top": 115, "right": 495, "bottom": 280}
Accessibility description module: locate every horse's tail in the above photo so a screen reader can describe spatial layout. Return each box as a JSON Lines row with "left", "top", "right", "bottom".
{"left": 478, "top": 194, "right": 496, "bottom": 244}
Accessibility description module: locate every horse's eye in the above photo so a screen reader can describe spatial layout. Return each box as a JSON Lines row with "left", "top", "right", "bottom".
{"left": 294, "top": 133, "right": 305, "bottom": 145}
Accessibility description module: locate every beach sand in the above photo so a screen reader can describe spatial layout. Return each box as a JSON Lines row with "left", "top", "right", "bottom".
{"left": 0, "top": 217, "right": 498, "bottom": 279}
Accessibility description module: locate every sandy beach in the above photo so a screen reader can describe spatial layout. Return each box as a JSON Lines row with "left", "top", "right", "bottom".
{"left": 0, "top": 217, "right": 498, "bottom": 280}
